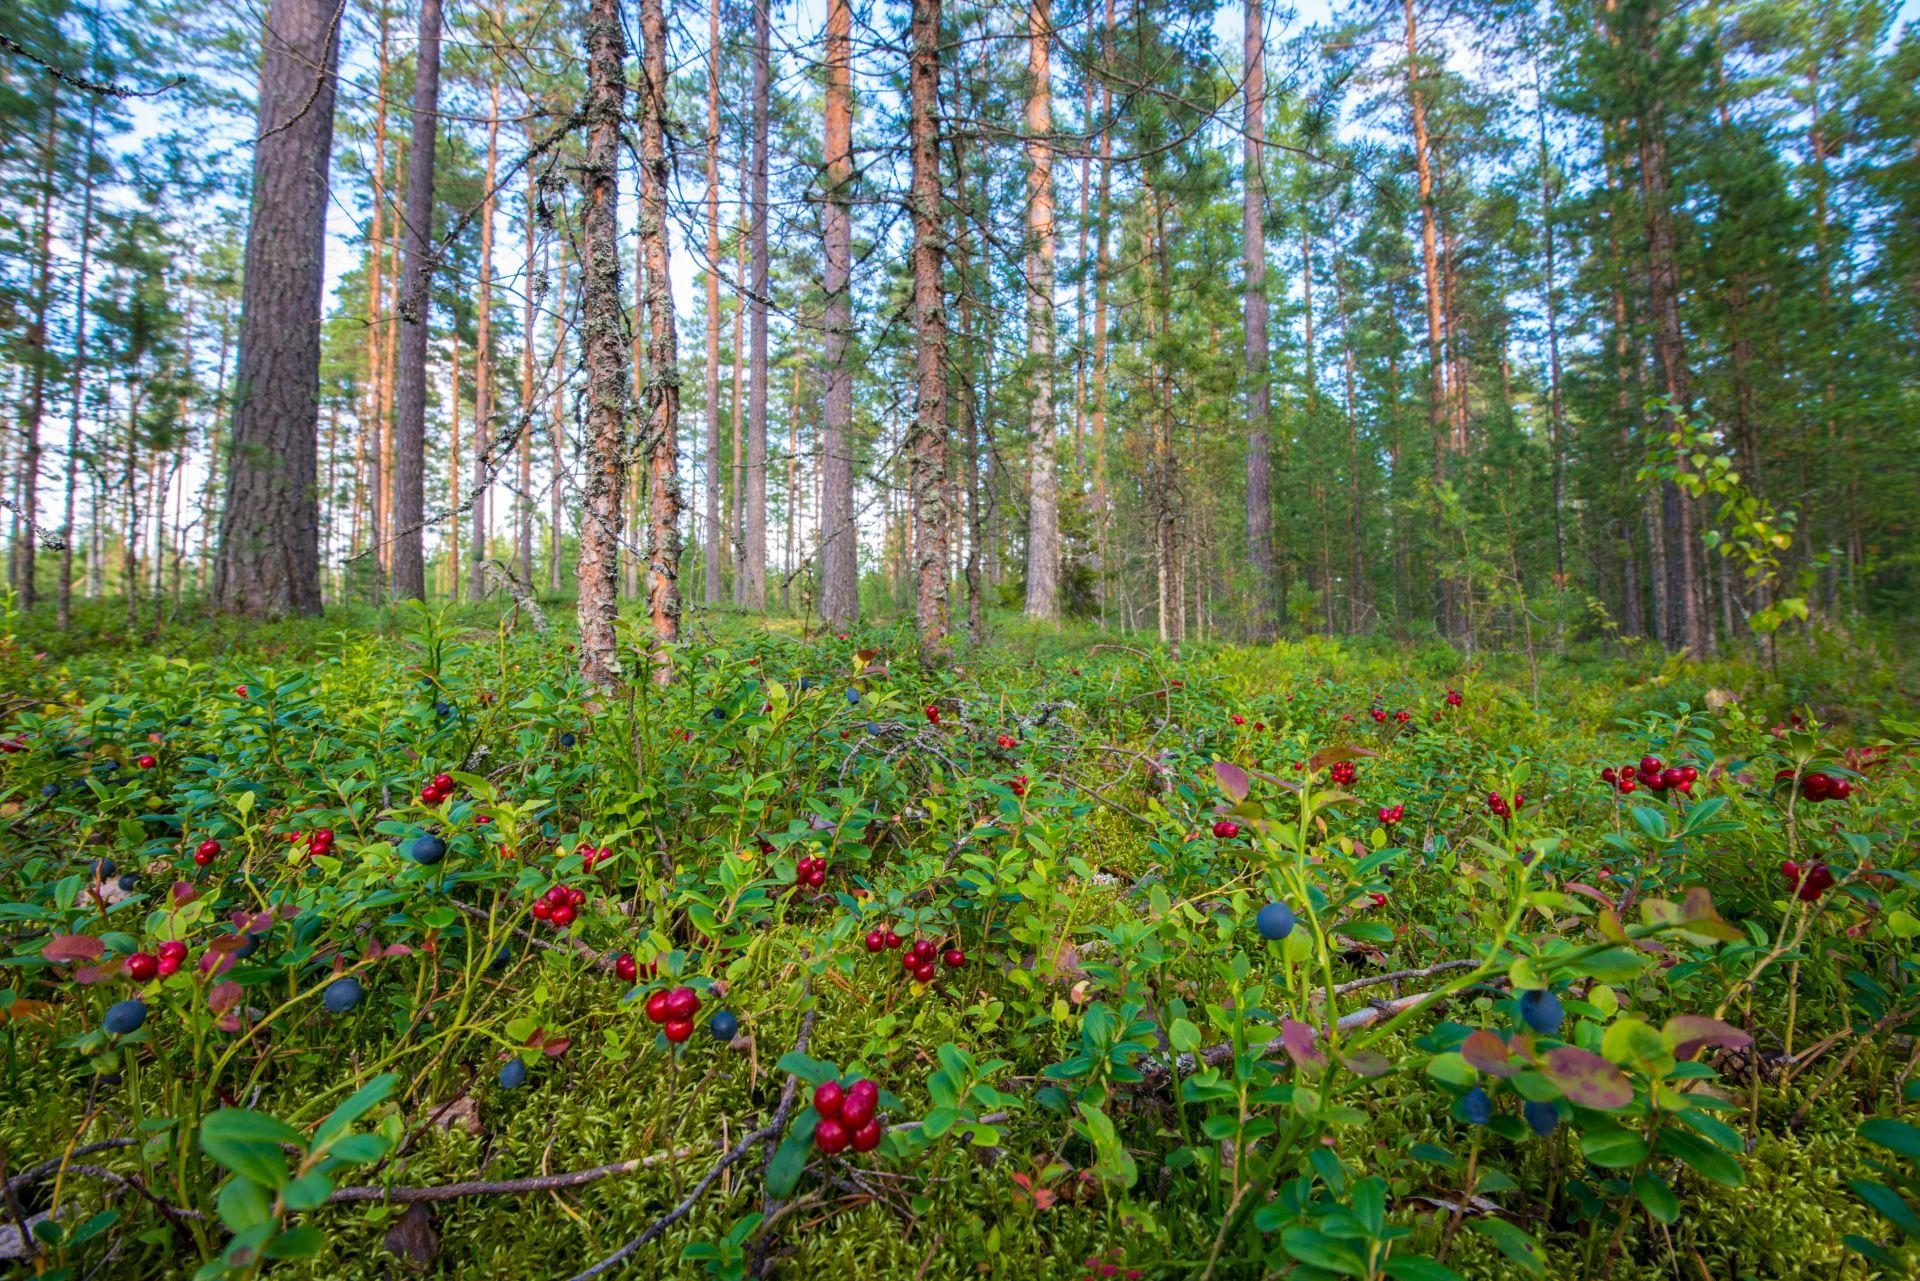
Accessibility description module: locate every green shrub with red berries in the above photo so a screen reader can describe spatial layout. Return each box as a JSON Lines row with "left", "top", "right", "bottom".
{"left": 0, "top": 606, "right": 1915, "bottom": 1279}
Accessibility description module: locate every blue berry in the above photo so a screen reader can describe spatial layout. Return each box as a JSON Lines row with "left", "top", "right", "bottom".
{"left": 1255, "top": 902, "right": 1295, "bottom": 941}
{"left": 41, "top": 783, "right": 59, "bottom": 798}
{"left": 233, "top": 933, "right": 260, "bottom": 960}
{"left": 435, "top": 701, "right": 453, "bottom": 718}
{"left": 1518, "top": 989, "right": 1563, "bottom": 1036}
{"left": 103, "top": 999, "right": 147, "bottom": 1035}
{"left": 490, "top": 943, "right": 512, "bottom": 972}
{"left": 559, "top": 731, "right": 576, "bottom": 747}
{"left": 322, "top": 977, "right": 363, "bottom": 1013}
{"left": 845, "top": 687, "right": 861, "bottom": 705}
{"left": 407, "top": 835, "right": 447, "bottom": 865}
{"left": 90, "top": 858, "right": 116, "bottom": 879}
{"left": 709, "top": 1010, "right": 739, "bottom": 1042}
{"left": 1462, "top": 1086, "right": 1493, "bottom": 1126}
{"left": 1524, "top": 1100, "right": 1559, "bottom": 1136}
{"left": 499, "top": 1058, "right": 528, "bottom": 1089}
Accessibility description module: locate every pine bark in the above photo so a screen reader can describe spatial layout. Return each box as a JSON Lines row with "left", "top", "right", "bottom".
{"left": 908, "top": 0, "right": 951, "bottom": 660}
{"left": 388, "top": 0, "right": 446, "bottom": 600}
{"left": 703, "top": 0, "right": 724, "bottom": 606}
{"left": 743, "top": 0, "right": 771, "bottom": 609}
{"left": 518, "top": 163, "right": 536, "bottom": 584}
{"left": 1243, "top": 0, "right": 1273, "bottom": 636}
{"left": 1021, "top": 0, "right": 1059, "bottom": 620}
{"left": 470, "top": 78, "right": 499, "bottom": 601}
{"left": 638, "top": 0, "right": 681, "bottom": 674}
{"left": 1403, "top": 0, "right": 1456, "bottom": 639}
{"left": 58, "top": 78, "right": 100, "bottom": 628}
{"left": 818, "top": 0, "right": 859, "bottom": 624}
{"left": 11, "top": 90, "right": 59, "bottom": 610}
{"left": 212, "top": 0, "right": 341, "bottom": 615}
{"left": 575, "top": 0, "right": 631, "bottom": 687}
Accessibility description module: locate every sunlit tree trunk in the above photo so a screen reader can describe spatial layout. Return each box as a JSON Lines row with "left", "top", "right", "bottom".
{"left": 743, "top": 0, "right": 771, "bottom": 609}
{"left": 703, "top": 0, "right": 724, "bottom": 607}
{"left": 575, "top": 0, "right": 631, "bottom": 686}
{"left": 818, "top": 0, "right": 858, "bottom": 623}
{"left": 1022, "top": 0, "right": 1059, "bottom": 620}
{"left": 908, "top": 0, "right": 951, "bottom": 659}
{"left": 470, "top": 74, "right": 500, "bottom": 601}
{"left": 1243, "top": 0, "right": 1272, "bottom": 637}
{"left": 11, "top": 90, "right": 59, "bottom": 610}
{"left": 638, "top": 0, "right": 681, "bottom": 674}
{"left": 212, "top": 0, "right": 340, "bottom": 615}
{"left": 58, "top": 69, "right": 101, "bottom": 629}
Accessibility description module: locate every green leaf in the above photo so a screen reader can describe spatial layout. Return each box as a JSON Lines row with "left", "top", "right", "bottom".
{"left": 1657, "top": 1129, "right": 1744, "bottom": 1188}
{"left": 216, "top": 1177, "right": 275, "bottom": 1232}
{"left": 322, "top": 1133, "right": 387, "bottom": 1165}
{"left": 1861, "top": 1119, "right": 1920, "bottom": 1160}
{"left": 1169, "top": 1017, "right": 1201, "bottom": 1054}
{"left": 280, "top": 1171, "right": 334, "bottom": 1211}
{"left": 1579, "top": 1127, "right": 1649, "bottom": 1168}
{"left": 264, "top": 1226, "right": 326, "bottom": 1259}
{"left": 765, "top": 1131, "right": 812, "bottom": 1199}
{"left": 1466, "top": 1219, "right": 1547, "bottom": 1276}
{"left": 1384, "top": 1257, "right": 1467, "bottom": 1281}
{"left": 1633, "top": 1172, "right": 1680, "bottom": 1223}
{"left": 1280, "top": 1226, "right": 1367, "bottom": 1276}
{"left": 1851, "top": 1180, "right": 1920, "bottom": 1238}
{"left": 775, "top": 1052, "right": 840, "bottom": 1085}
{"left": 1628, "top": 806, "right": 1668, "bottom": 842}
{"left": 313, "top": 1074, "right": 398, "bottom": 1150}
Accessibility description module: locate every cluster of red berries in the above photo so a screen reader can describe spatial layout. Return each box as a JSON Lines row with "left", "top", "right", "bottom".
{"left": 1009, "top": 775, "right": 1028, "bottom": 797}
{"left": 1445, "top": 689, "right": 1464, "bottom": 707}
{"left": 1776, "top": 769, "right": 1853, "bottom": 803}
{"left": 126, "top": 939, "right": 188, "bottom": 982}
{"left": 1329, "top": 761, "right": 1358, "bottom": 786}
{"left": 1779, "top": 860, "right": 1835, "bottom": 901}
{"left": 419, "top": 773, "right": 457, "bottom": 806}
{"left": 792, "top": 855, "right": 831, "bottom": 891}
{"left": 531, "top": 883, "right": 585, "bottom": 928}
{"left": 812, "top": 1078, "right": 883, "bottom": 1154}
{"left": 1378, "top": 805, "right": 1405, "bottom": 825}
{"left": 578, "top": 843, "right": 612, "bottom": 873}
{"left": 1075, "top": 1249, "right": 1145, "bottom": 1281}
{"left": 864, "top": 929, "right": 965, "bottom": 982}
{"left": 1212, "top": 818, "right": 1241, "bottom": 839}
{"left": 1486, "top": 790, "right": 1527, "bottom": 818}
{"left": 924, "top": 705, "right": 941, "bottom": 725}
{"left": 643, "top": 984, "right": 702, "bottom": 1042}
{"left": 613, "top": 951, "right": 657, "bottom": 982}
{"left": 193, "top": 837, "right": 221, "bottom": 867}
{"left": 304, "top": 827, "right": 336, "bottom": 858}
{"left": 1601, "top": 756, "right": 1696, "bottom": 796}
{"left": 995, "top": 733, "right": 1018, "bottom": 749}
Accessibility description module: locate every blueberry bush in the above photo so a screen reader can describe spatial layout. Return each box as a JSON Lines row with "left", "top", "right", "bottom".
{"left": 2, "top": 604, "right": 1917, "bottom": 1280}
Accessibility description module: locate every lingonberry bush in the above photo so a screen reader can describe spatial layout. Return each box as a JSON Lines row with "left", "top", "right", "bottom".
{"left": 1, "top": 605, "right": 1916, "bottom": 1279}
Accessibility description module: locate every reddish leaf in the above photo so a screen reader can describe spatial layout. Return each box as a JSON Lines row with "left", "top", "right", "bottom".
{"left": 1281, "top": 1019, "right": 1326, "bottom": 1069}
{"left": 1338, "top": 1049, "right": 1391, "bottom": 1078}
{"left": 1563, "top": 882, "right": 1617, "bottom": 908}
{"left": 1462, "top": 1029, "right": 1518, "bottom": 1077}
{"left": 1541, "top": 1046, "right": 1632, "bottom": 1109}
{"left": 1308, "top": 744, "right": 1379, "bottom": 771}
{"left": 43, "top": 934, "right": 104, "bottom": 964}
{"left": 1212, "top": 761, "right": 1251, "bottom": 803}
{"left": 541, "top": 1037, "right": 572, "bottom": 1058}
{"left": 208, "top": 981, "right": 244, "bottom": 1015}
{"left": 1663, "top": 1014, "right": 1752, "bottom": 1061}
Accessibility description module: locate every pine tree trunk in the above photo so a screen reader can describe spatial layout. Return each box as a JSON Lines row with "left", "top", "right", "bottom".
{"left": 518, "top": 163, "right": 536, "bottom": 584}
{"left": 818, "top": 0, "right": 859, "bottom": 624}
{"left": 731, "top": 124, "right": 749, "bottom": 605}
{"left": 908, "top": 0, "right": 951, "bottom": 660}
{"left": 1404, "top": 0, "right": 1455, "bottom": 639}
{"left": 703, "top": 0, "right": 725, "bottom": 607}
{"left": 1242, "top": 0, "right": 1273, "bottom": 637}
{"left": 470, "top": 76, "right": 499, "bottom": 601}
{"left": 548, "top": 238, "right": 567, "bottom": 594}
{"left": 389, "top": 0, "right": 445, "bottom": 600}
{"left": 212, "top": 0, "right": 340, "bottom": 615}
{"left": 360, "top": 0, "right": 391, "bottom": 584}
{"left": 1091, "top": 0, "right": 1114, "bottom": 626}
{"left": 743, "top": 0, "right": 772, "bottom": 610}
{"left": 58, "top": 70, "right": 101, "bottom": 629}
{"left": 575, "top": 0, "right": 630, "bottom": 687}
{"left": 12, "top": 90, "right": 59, "bottom": 611}
{"left": 1022, "top": 0, "right": 1059, "bottom": 620}
{"left": 638, "top": 0, "right": 681, "bottom": 675}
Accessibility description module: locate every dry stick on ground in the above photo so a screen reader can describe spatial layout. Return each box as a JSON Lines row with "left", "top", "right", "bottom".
{"left": 562, "top": 1006, "right": 818, "bottom": 1281}
{"left": 330, "top": 1147, "right": 708, "bottom": 1204}
{"left": 7, "top": 1161, "right": 203, "bottom": 1236}
{"left": 4, "top": 1139, "right": 138, "bottom": 1195}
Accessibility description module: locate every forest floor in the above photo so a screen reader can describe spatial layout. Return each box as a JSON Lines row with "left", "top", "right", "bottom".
{"left": 1, "top": 601, "right": 1916, "bottom": 1280}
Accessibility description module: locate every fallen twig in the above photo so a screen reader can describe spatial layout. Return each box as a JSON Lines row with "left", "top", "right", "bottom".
{"left": 1136, "top": 991, "right": 1445, "bottom": 1091}
{"left": 331, "top": 1147, "right": 706, "bottom": 1204}
{"left": 562, "top": 1005, "right": 818, "bottom": 1281}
